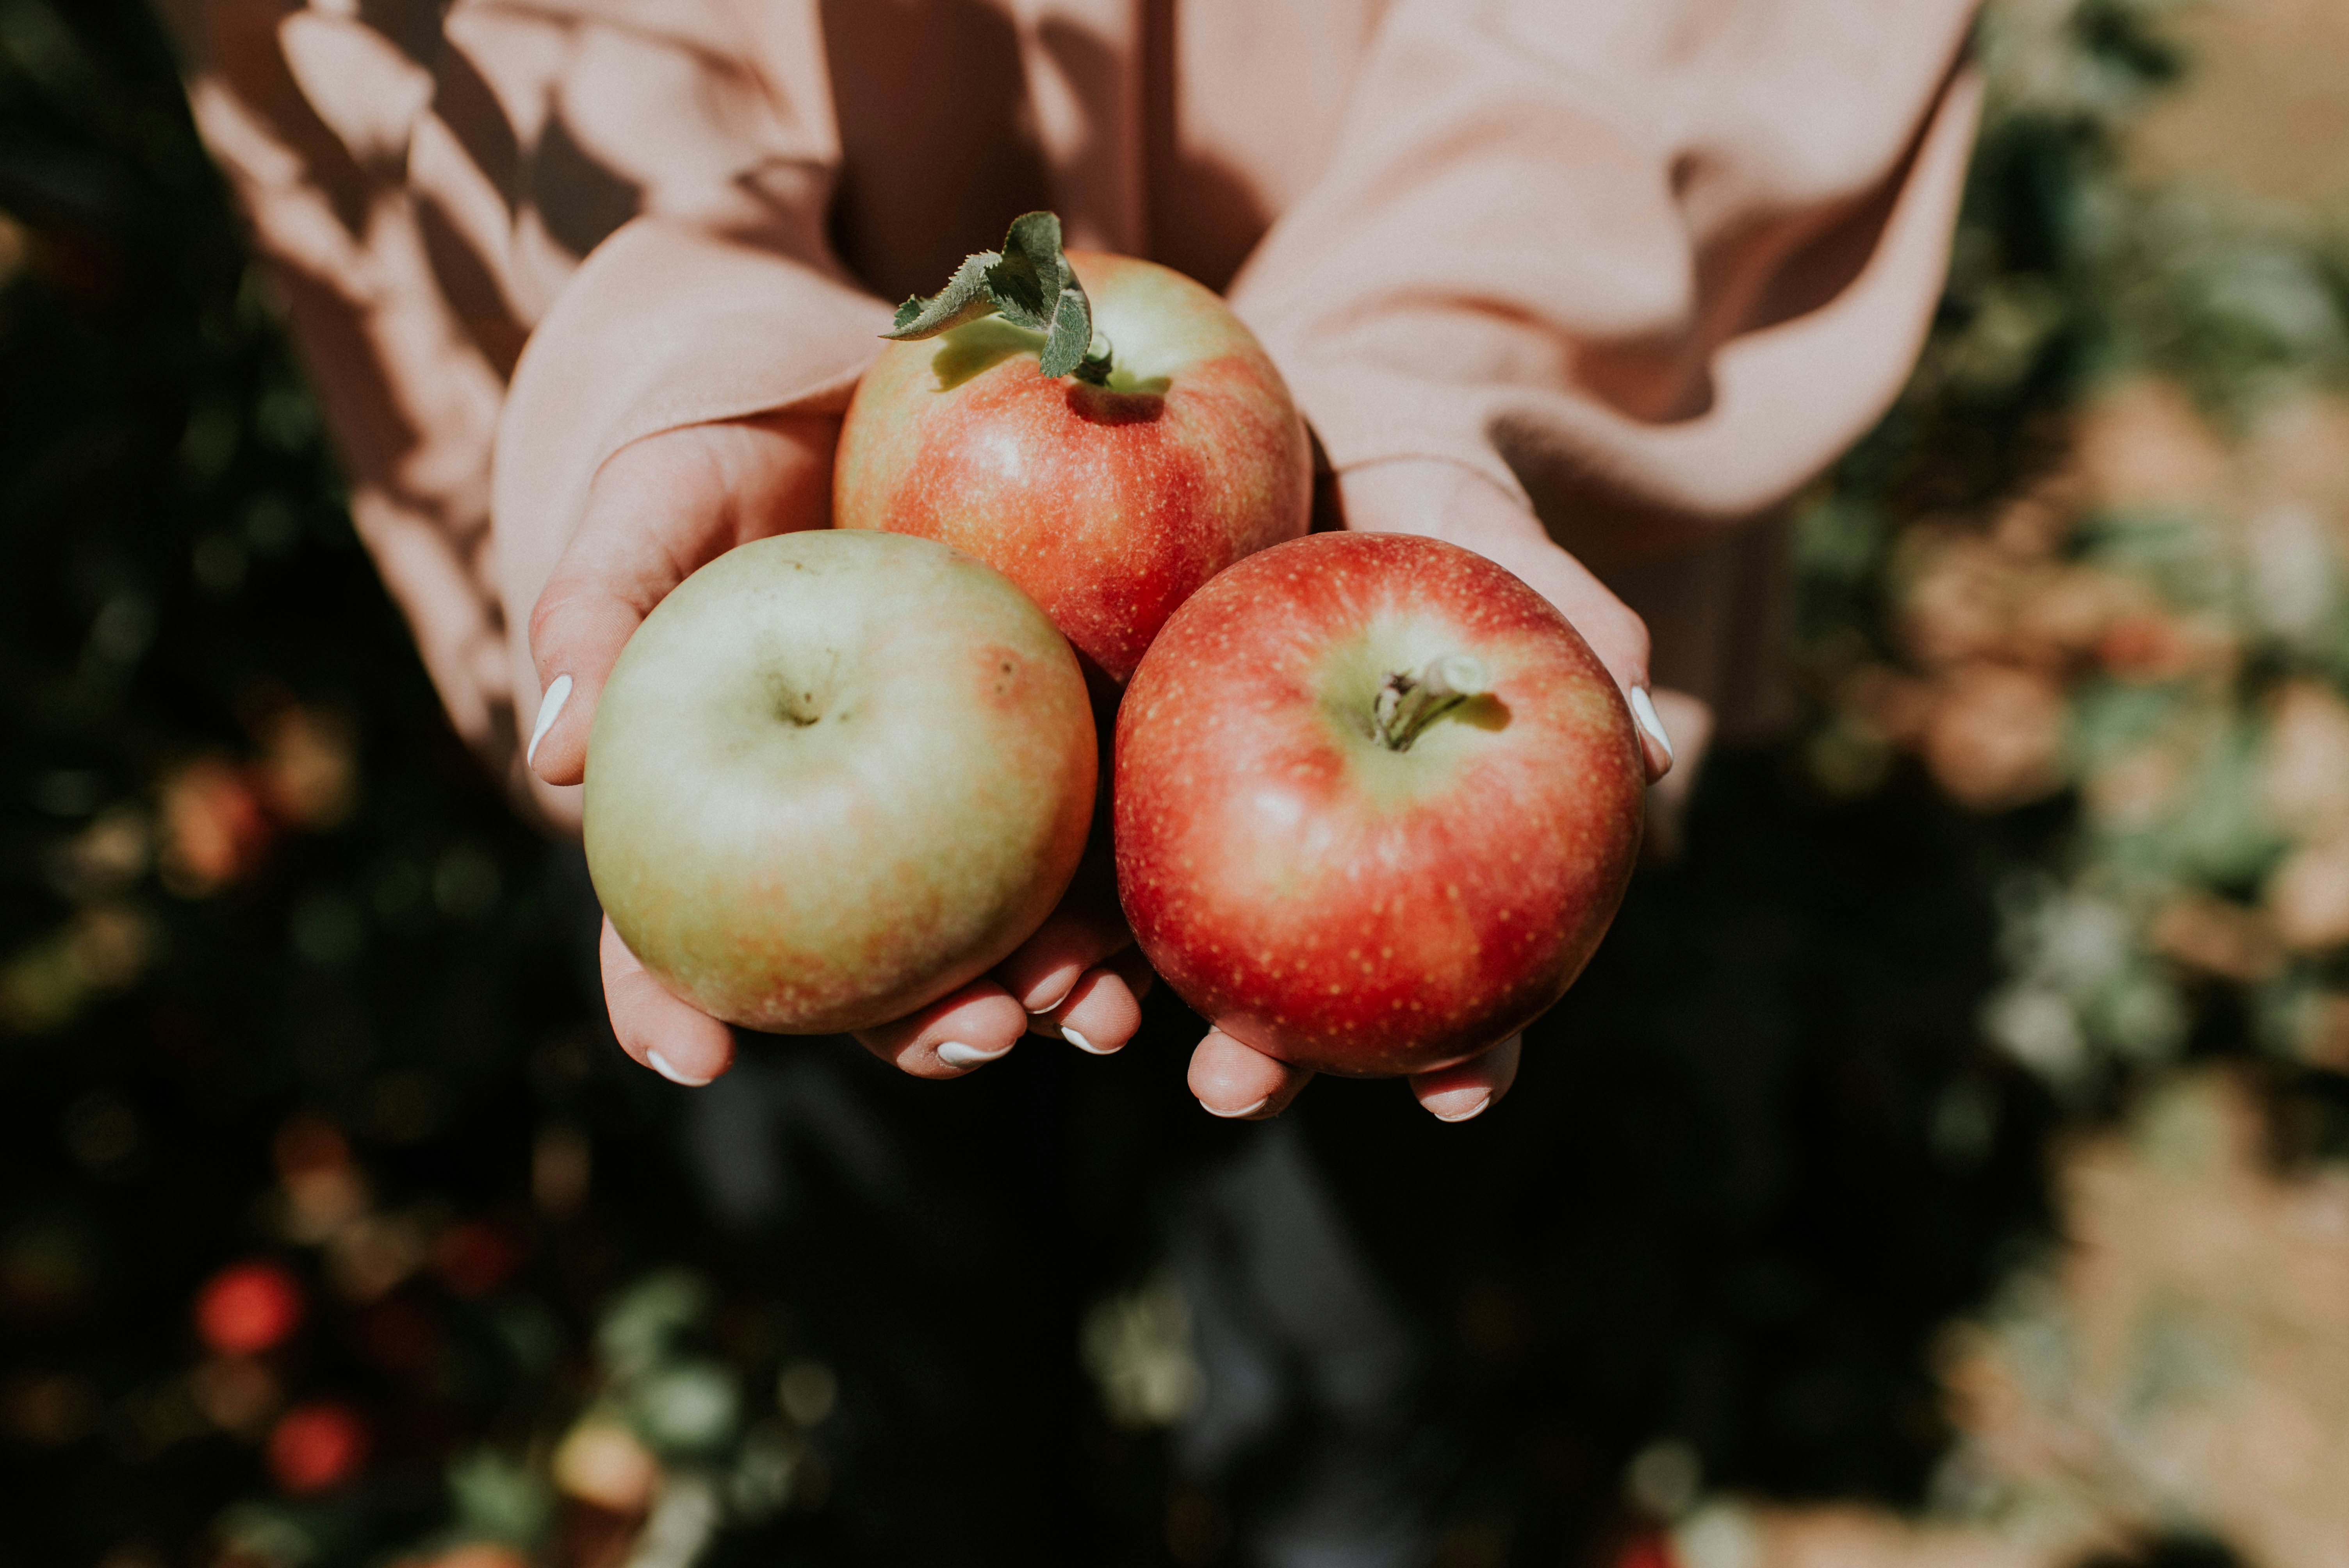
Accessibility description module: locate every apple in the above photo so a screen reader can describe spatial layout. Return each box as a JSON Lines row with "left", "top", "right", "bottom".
{"left": 1114, "top": 532, "right": 1646, "bottom": 1076}
{"left": 583, "top": 530, "right": 1096, "bottom": 1033}
{"left": 833, "top": 212, "right": 1311, "bottom": 686}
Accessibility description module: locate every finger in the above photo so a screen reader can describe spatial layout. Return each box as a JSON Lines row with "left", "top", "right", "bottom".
{"left": 1032, "top": 963, "right": 1143, "bottom": 1055}
{"left": 1187, "top": 1028, "right": 1314, "bottom": 1119}
{"left": 991, "top": 825, "right": 1129, "bottom": 1014}
{"left": 852, "top": 980, "right": 1030, "bottom": 1078}
{"left": 524, "top": 411, "right": 838, "bottom": 788}
{"left": 996, "top": 903, "right": 1134, "bottom": 1016}
{"left": 600, "top": 916, "right": 736, "bottom": 1086}
{"left": 1409, "top": 1033, "right": 1523, "bottom": 1123}
{"left": 1109, "top": 945, "right": 1157, "bottom": 1004}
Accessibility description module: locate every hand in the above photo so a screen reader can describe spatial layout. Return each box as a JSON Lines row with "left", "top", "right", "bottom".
{"left": 521, "top": 412, "right": 1151, "bottom": 1086}
{"left": 1184, "top": 458, "right": 1677, "bottom": 1124}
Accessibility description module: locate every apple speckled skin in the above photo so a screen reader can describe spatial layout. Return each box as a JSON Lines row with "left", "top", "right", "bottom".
{"left": 585, "top": 531, "right": 1096, "bottom": 1034}
{"left": 834, "top": 251, "right": 1311, "bottom": 686}
{"left": 1114, "top": 533, "right": 1646, "bottom": 1076}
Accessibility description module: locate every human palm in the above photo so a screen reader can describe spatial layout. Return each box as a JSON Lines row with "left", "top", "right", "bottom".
{"left": 520, "top": 415, "right": 1668, "bottom": 1120}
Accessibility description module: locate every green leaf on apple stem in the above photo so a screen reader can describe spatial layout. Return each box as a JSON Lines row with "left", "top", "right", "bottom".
{"left": 1042, "top": 285, "right": 1095, "bottom": 380}
{"left": 983, "top": 212, "right": 1061, "bottom": 331}
{"left": 888, "top": 251, "right": 1000, "bottom": 339}
{"left": 881, "top": 211, "right": 1107, "bottom": 384}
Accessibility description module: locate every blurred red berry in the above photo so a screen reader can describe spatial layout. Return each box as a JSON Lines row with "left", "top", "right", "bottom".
{"left": 430, "top": 1221, "right": 522, "bottom": 1299}
{"left": 1612, "top": 1531, "right": 1678, "bottom": 1568}
{"left": 194, "top": 1261, "right": 305, "bottom": 1356}
{"left": 157, "top": 756, "right": 274, "bottom": 894}
{"left": 267, "top": 1401, "right": 369, "bottom": 1494}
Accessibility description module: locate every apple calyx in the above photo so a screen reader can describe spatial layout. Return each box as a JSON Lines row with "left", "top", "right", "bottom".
{"left": 1372, "top": 654, "right": 1489, "bottom": 752}
{"left": 882, "top": 210, "right": 1116, "bottom": 385}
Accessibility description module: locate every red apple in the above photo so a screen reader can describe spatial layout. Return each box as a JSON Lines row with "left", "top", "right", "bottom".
{"left": 194, "top": 1259, "right": 305, "bottom": 1356}
{"left": 1114, "top": 533, "right": 1645, "bottom": 1076}
{"left": 584, "top": 531, "right": 1096, "bottom": 1033}
{"left": 833, "top": 214, "right": 1310, "bottom": 685}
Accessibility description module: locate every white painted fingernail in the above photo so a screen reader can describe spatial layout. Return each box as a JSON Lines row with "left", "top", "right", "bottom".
{"left": 1203, "top": 1096, "right": 1269, "bottom": 1119}
{"left": 647, "top": 1049, "right": 709, "bottom": 1087}
{"left": 1026, "top": 981, "right": 1078, "bottom": 1016}
{"left": 936, "top": 1040, "right": 1011, "bottom": 1069}
{"left": 527, "top": 674, "right": 573, "bottom": 768}
{"left": 1430, "top": 1092, "right": 1493, "bottom": 1124}
{"left": 1063, "top": 1025, "right": 1117, "bottom": 1055}
{"left": 1629, "top": 686, "right": 1673, "bottom": 764}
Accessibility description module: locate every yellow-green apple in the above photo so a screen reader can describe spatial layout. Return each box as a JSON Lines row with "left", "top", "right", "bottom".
{"left": 833, "top": 212, "right": 1311, "bottom": 686}
{"left": 584, "top": 530, "right": 1096, "bottom": 1033}
{"left": 1114, "top": 532, "right": 1645, "bottom": 1076}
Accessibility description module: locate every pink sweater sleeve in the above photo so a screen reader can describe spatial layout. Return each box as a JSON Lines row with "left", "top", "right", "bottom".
{"left": 178, "top": 0, "right": 1981, "bottom": 797}
{"left": 168, "top": 0, "right": 886, "bottom": 816}
{"left": 1227, "top": 0, "right": 1982, "bottom": 568}
{"left": 484, "top": 1, "right": 898, "bottom": 787}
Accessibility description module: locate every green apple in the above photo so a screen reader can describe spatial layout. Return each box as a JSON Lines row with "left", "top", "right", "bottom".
{"left": 584, "top": 531, "right": 1096, "bottom": 1033}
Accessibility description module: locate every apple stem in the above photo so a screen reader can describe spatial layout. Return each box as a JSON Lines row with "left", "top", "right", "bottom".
{"left": 1074, "top": 331, "right": 1114, "bottom": 387}
{"left": 880, "top": 210, "right": 1117, "bottom": 384}
{"left": 1372, "top": 654, "right": 1489, "bottom": 751}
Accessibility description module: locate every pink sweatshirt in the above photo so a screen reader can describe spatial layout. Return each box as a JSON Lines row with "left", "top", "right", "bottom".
{"left": 166, "top": 0, "right": 1980, "bottom": 818}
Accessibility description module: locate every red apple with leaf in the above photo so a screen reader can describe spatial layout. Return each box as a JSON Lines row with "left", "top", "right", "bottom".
{"left": 1114, "top": 532, "right": 1646, "bottom": 1077}
{"left": 834, "top": 212, "right": 1312, "bottom": 686}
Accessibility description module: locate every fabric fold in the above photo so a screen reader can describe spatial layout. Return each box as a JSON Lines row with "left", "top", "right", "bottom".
{"left": 1230, "top": 0, "right": 1980, "bottom": 570}
{"left": 170, "top": 0, "right": 1985, "bottom": 788}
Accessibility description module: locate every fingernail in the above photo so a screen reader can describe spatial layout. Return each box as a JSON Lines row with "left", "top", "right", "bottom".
{"left": 936, "top": 1040, "right": 1012, "bottom": 1069}
{"left": 1063, "top": 1025, "right": 1118, "bottom": 1055}
{"left": 1429, "top": 1091, "right": 1492, "bottom": 1123}
{"left": 1629, "top": 686, "right": 1674, "bottom": 764}
{"left": 1202, "top": 1096, "right": 1269, "bottom": 1119}
{"left": 647, "top": 1049, "right": 710, "bottom": 1087}
{"left": 527, "top": 674, "right": 573, "bottom": 768}
{"left": 1025, "top": 978, "right": 1079, "bottom": 1016}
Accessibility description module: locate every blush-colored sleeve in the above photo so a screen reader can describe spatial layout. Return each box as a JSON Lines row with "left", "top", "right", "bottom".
{"left": 1227, "top": 0, "right": 1981, "bottom": 567}
{"left": 166, "top": 0, "right": 513, "bottom": 775}
{"left": 165, "top": 0, "right": 886, "bottom": 816}
{"left": 483, "top": 5, "right": 895, "bottom": 808}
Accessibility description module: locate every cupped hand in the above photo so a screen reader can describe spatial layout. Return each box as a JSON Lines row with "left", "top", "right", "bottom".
{"left": 520, "top": 412, "right": 1151, "bottom": 1087}
{"left": 1183, "top": 458, "right": 1676, "bottom": 1126}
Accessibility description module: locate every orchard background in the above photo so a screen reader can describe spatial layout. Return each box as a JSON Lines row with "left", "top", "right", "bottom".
{"left": 4, "top": 1, "right": 2348, "bottom": 1565}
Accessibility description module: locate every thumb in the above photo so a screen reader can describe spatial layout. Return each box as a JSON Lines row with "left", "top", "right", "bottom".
{"left": 524, "top": 412, "right": 837, "bottom": 788}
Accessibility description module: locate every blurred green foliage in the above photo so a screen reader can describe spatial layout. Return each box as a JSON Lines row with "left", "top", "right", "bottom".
{"left": 1800, "top": 0, "right": 2349, "bottom": 1096}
